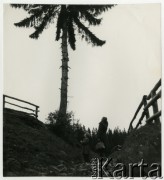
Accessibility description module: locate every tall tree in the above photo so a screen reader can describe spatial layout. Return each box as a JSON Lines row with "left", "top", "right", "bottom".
{"left": 11, "top": 4, "right": 115, "bottom": 119}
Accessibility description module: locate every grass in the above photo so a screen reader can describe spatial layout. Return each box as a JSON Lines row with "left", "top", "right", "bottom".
{"left": 3, "top": 108, "right": 83, "bottom": 176}
{"left": 109, "top": 122, "right": 161, "bottom": 177}
{"left": 3, "top": 108, "right": 161, "bottom": 177}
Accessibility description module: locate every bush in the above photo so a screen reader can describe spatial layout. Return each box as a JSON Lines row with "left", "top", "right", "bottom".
{"left": 46, "top": 110, "right": 85, "bottom": 146}
{"left": 46, "top": 111, "right": 128, "bottom": 154}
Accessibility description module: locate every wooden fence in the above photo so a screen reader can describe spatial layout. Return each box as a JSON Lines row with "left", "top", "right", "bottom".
{"left": 3, "top": 95, "right": 39, "bottom": 119}
{"left": 128, "top": 79, "right": 161, "bottom": 133}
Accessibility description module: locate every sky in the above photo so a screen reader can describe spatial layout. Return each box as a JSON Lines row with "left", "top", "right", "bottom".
{"left": 3, "top": 4, "right": 161, "bottom": 131}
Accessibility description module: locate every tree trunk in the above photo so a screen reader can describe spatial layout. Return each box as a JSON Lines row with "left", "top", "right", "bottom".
{"left": 59, "top": 21, "right": 69, "bottom": 118}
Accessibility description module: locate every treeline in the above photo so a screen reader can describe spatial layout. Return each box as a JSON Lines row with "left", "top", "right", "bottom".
{"left": 91, "top": 126, "right": 127, "bottom": 155}
{"left": 46, "top": 111, "right": 128, "bottom": 155}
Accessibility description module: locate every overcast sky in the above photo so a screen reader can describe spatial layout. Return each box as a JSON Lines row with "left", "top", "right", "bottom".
{"left": 3, "top": 4, "right": 161, "bottom": 131}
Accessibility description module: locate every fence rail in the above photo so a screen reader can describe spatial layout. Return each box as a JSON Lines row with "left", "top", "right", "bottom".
{"left": 128, "top": 79, "right": 161, "bottom": 133}
{"left": 3, "top": 95, "right": 39, "bottom": 119}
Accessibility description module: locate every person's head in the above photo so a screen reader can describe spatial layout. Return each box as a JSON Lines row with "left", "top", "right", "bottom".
{"left": 102, "top": 117, "right": 107, "bottom": 122}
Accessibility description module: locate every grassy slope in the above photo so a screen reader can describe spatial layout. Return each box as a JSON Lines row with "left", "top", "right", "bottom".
{"left": 109, "top": 122, "right": 161, "bottom": 177}
{"left": 3, "top": 108, "right": 83, "bottom": 176}
{"left": 3, "top": 108, "right": 161, "bottom": 177}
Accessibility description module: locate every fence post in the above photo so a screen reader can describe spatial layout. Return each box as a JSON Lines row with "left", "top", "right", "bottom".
{"left": 3, "top": 95, "right": 5, "bottom": 109}
{"left": 143, "top": 95, "right": 150, "bottom": 121}
{"left": 36, "top": 106, "right": 39, "bottom": 119}
{"left": 151, "top": 91, "right": 160, "bottom": 123}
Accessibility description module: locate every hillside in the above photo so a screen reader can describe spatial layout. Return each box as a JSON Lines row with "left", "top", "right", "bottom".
{"left": 109, "top": 122, "right": 161, "bottom": 177}
{"left": 3, "top": 108, "right": 91, "bottom": 176}
{"left": 3, "top": 108, "right": 161, "bottom": 177}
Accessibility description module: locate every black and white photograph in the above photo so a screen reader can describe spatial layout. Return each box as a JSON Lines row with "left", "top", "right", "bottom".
{"left": 2, "top": 1, "right": 162, "bottom": 178}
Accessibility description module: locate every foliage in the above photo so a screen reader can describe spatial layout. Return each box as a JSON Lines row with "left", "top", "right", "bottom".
{"left": 11, "top": 4, "right": 115, "bottom": 50}
{"left": 90, "top": 125, "right": 127, "bottom": 155}
{"left": 11, "top": 4, "right": 115, "bottom": 118}
{"left": 46, "top": 110, "right": 86, "bottom": 146}
{"left": 107, "top": 127, "right": 127, "bottom": 154}
{"left": 46, "top": 111, "right": 127, "bottom": 155}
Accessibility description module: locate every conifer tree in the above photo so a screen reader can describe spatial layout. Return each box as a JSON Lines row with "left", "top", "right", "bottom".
{"left": 11, "top": 4, "right": 115, "bottom": 120}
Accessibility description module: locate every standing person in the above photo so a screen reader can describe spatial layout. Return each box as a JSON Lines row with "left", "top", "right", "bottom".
{"left": 81, "top": 133, "right": 90, "bottom": 163}
{"left": 97, "top": 117, "right": 108, "bottom": 154}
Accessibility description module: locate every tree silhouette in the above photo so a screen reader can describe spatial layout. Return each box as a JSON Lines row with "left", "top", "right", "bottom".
{"left": 11, "top": 4, "right": 115, "bottom": 119}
